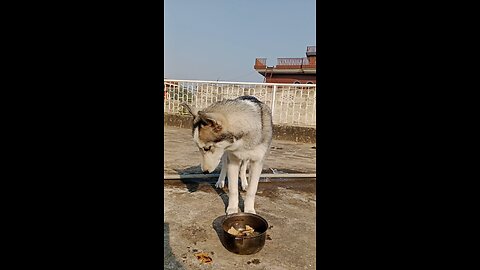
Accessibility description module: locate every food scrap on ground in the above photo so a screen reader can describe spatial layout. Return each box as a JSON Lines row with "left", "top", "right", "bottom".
{"left": 194, "top": 252, "right": 213, "bottom": 264}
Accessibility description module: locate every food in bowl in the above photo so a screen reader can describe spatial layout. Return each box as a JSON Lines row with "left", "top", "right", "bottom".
{"left": 227, "top": 225, "right": 259, "bottom": 237}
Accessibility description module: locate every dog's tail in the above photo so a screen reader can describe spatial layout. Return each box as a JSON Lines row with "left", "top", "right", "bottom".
{"left": 180, "top": 103, "right": 198, "bottom": 117}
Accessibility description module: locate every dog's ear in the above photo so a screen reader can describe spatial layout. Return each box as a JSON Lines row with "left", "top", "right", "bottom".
{"left": 180, "top": 103, "right": 198, "bottom": 117}
{"left": 198, "top": 111, "right": 226, "bottom": 132}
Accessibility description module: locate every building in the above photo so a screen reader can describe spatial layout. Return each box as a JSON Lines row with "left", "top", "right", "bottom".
{"left": 254, "top": 46, "right": 316, "bottom": 84}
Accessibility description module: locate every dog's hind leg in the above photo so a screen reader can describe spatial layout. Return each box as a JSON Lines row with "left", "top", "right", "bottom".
{"left": 215, "top": 153, "right": 227, "bottom": 188}
{"left": 226, "top": 153, "right": 241, "bottom": 215}
{"left": 240, "top": 159, "right": 249, "bottom": 191}
{"left": 244, "top": 160, "right": 263, "bottom": 214}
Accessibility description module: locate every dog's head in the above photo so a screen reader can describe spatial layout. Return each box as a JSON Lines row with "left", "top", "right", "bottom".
{"left": 181, "top": 103, "right": 234, "bottom": 173}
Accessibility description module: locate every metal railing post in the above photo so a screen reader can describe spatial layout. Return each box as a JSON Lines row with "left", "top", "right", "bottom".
{"left": 271, "top": 85, "right": 277, "bottom": 122}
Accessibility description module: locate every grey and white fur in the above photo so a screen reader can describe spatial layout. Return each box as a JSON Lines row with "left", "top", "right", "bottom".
{"left": 181, "top": 96, "right": 273, "bottom": 215}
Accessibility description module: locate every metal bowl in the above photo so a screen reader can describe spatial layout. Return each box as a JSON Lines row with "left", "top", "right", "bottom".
{"left": 221, "top": 213, "right": 268, "bottom": 255}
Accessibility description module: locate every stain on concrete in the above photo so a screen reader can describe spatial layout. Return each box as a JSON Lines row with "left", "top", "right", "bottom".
{"left": 246, "top": 258, "right": 261, "bottom": 265}
{"left": 181, "top": 224, "right": 208, "bottom": 245}
{"left": 257, "top": 188, "right": 280, "bottom": 200}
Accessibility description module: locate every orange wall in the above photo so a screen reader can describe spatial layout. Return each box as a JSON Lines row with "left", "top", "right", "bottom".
{"left": 264, "top": 74, "right": 316, "bottom": 84}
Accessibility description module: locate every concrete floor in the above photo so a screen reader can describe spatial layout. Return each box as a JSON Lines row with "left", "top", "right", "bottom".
{"left": 164, "top": 126, "right": 317, "bottom": 269}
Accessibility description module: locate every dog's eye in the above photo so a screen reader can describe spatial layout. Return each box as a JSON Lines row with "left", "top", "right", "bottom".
{"left": 203, "top": 146, "right": 211, "bottom": 152}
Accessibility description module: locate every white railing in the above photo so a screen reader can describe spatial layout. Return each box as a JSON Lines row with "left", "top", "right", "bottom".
{"left": 164, "top": 79, "right": 316, "bottom": 127}
{"left": 277, "top": 57, "right": 309, "bottom": 66}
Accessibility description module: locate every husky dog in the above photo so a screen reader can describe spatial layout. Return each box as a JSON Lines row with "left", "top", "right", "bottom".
{"left": 181, "top": 96, "right": 273, "bottom": 214}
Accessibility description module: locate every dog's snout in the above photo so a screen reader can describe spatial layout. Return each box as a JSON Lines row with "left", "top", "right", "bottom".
{"left": 202, "top": 170, "right": 210, "bottom": 174}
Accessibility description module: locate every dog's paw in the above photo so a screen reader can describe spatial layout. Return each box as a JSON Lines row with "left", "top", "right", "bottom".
{"left": 215, "top": 180, "right": 225, "bottom": 189}
{"left": 244, "top": 208, "right": 256, "bottom": 214}
{"left": 240, "top": 180, "right": 248, "bottom": 191}
{"left": 226, "top": 206, "right": 239, "bottom": 215}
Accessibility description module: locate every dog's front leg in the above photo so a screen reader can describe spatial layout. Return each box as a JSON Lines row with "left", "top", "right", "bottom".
{"left": 215, "top": 153, "right": 227, "bottom": 188}
{"left": 239, "top": 159, "right": 249, "bottom": 191}
{"left": 244, "top": 160, "right": 262, "bottom": 214}
{"left": 226, "top": 153, "right": 241, "bottom": 215}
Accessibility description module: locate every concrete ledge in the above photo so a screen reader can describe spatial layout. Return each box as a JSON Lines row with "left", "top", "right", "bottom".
{"left": 272, "top": 124, "right": 316, "bottom": 143}
{"left": 164, "top": 113, "right": 316, "bottom": 143}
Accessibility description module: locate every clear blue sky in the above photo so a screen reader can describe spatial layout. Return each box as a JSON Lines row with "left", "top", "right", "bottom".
{"left": 164, "top": 0, "right": 316, "bottom": 82}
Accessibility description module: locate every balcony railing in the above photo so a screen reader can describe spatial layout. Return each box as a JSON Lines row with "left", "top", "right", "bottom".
{"left": 255, "top": 50, "right": 316, "bottom": 68}
{"left": 277, "top": 58, "right": 309, "bottom": 66}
